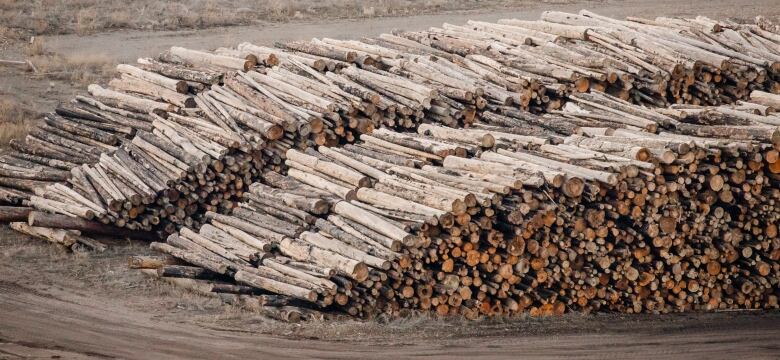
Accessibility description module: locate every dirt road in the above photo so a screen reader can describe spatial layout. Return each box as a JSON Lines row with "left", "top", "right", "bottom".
{"left": 2, "top": 271, "right": 779, "bottom": 359}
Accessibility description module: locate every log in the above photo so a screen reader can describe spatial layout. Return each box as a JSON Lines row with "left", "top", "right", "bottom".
{"left": 0, "top": 206, "right": 32, "bottom": 222}
{"left": 27, "top": 212, "right": 159, "bottom": 241}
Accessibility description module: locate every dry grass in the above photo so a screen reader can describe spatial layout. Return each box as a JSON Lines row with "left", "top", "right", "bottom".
{"left": 0, "top": 0, "right": 521, "bottom": 36}
{"left": 22, "top": 37, "right": 116, "bottom": 86}
{"left": 24, "top": 36, "right": 47, "bottom": 56}
{"left": 0, "top": 37, "right": 114, "bottom": 148}
{"left": 30, "top": 52, "right": 116, "bottom": 85}
{"left": 0, "top": 98, "right": 37, "bottom": 146}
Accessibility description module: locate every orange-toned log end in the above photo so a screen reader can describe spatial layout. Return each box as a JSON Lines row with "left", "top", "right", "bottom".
{"left": 769, "top": 159, "right": 780, "bottom": 174}
{"left": 242, "top": 59, "right": 256, "bottom": 71}
{"left": 441, "top": 258, "right": 454, "bottom": 273}
{"left": 575, "top": 77, "right": 590, "bottom": 93}
{"left": 419, "top": 297, "right": 432, "bottom": 310}
{"left": 307, "top": 117, "right": 324, "bottom": 134}
{"left": 479, "top": 300, "right": 492, "bottom": 315}
{"left": 607, "top": 71, "right": 618, "bottom": 84}
{"left": 436, "top": 304, "right": 450, "bottom": 316}
{"left": 312, "top": 132, "right": 327, "bottom": 146}
{"left": 540, "top": 303, "right": 556, "bottom": 316}
{"left": 756, "top": 261, "right": 771, "bottom": 277}
{"left": 530, "top": 257, "right": 545, "bottom": 271}
{"left": 553, "top": 302, "right": 566, "bottom": 316}
{"left": 465, "top": 250, "right": 481, "bottom": 267}
{"left": 536, "top": 269, "right": 548, "bottom": 283}
{"left": 765, "top": 224, "right": 777, "bottom": 238}
{"left": 398, "top": 255, "right": 412, "bottom": 269}
{"left": 401, "top": 286, "right": 415, "bottom": 298}
{"left": 562, "top": 177, "right": 584, "bottom": 198}
{"left": 335, "top": 293, "right": 349, "bottom": 306}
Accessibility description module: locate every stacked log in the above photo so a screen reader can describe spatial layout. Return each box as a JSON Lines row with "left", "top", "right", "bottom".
{"left": 232, "top": 44, "right": 452, "bottom": 145}
{"left": 520, "top": 11, "right": 780, "bottom": 105}
{"left": 10, "top": 11, "right": 778, "bottom": 221}
{"left": 0, "top": 97, "right": 142, "bottom": 208}
{"left": 230, "top": 13, "right": 780, "bottom": 114}
{"left": 4, "top": 50, "right": 270, "bottom": 243}
{"left": 3, "top": 11, "right": 779, "bottom": 317}
{"left": 137, "top": 90, "right": 779, "bottom": 317}
{"left": 25, "top": 114, "right": 267, "bottom": 235}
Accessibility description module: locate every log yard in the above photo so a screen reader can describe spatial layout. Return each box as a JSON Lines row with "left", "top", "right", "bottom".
{"left": 0, "top": 1, "right": 779, "bottom": 358}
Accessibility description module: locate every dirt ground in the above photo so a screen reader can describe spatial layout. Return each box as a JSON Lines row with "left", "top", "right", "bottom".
{"left": 2, "top": 1, "right": 780, "bottom": 359}
{"left": 1, "top": 227, "right": 779, "bottom": 359}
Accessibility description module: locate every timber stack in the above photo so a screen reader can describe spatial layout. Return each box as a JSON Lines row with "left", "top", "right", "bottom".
{"left": 137, "top": 91, "right": 780, "bottom": 318}
{"left": 2, "top": 11, "right": 779, "bottom": 319}
{"left": 6, "top": 11, "right": 780, "bottom": 224}
{"left": 2, "top": 48, "right": 274, "bottom": 242}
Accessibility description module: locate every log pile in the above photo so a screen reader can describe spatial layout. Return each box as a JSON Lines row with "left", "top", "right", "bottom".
{"left": 522, "top": 11, "right": 780, "bottom": 105}
{"left": 0, "top": 96, "right": 144, "bottom": 208}
{"left": 2, "top": 51, "right": 273, "bottom": 241}
{"left": 138, "top": 94, "right": 780, "bottom": 317}
{"left": 228, "top": 11, "right": 780, "bottom": 114}
{"left": 4, "top": 11, "right": 780, "bottom": 319}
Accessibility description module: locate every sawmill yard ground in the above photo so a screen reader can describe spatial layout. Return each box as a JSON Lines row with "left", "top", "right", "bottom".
{"left": 2, "top": 0, "right": 780, "bottom": 358}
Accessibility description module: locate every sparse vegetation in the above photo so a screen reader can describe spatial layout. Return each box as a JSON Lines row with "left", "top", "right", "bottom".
{"left": 0, "top": 98, "right": 37, "bottom": 146}
{"left": 0, "top": 0, "right": 526, "bottom": 36}
{"left": 29, "top": 51, "right": 115, "bottom": 85}
{"left": 0, "top": 37, "right": 114, "bottom": 147}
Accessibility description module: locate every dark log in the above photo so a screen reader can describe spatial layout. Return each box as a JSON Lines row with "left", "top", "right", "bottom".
{"left": 0, "top": 206, "right": 33, "bottom": 222}
{"left": 27, "top": 211, "right": 160, "bottom": 241}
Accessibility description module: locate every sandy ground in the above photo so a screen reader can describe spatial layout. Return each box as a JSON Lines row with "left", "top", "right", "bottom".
{"left": 2, "top": 1, "right": 780, "bottom": 358}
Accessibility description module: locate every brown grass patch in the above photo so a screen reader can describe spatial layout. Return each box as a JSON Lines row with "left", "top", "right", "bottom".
{"left": 24, "top": 36, "right": 47, "bottom": 56}
{"left": 0, "top": 98, "right": 37, "bottom": 146}
{"left": 30, "top": 52, "right": 115, "bottom": 85}
{"left": 23, "top": 37, "right": 115, "bottom": 85}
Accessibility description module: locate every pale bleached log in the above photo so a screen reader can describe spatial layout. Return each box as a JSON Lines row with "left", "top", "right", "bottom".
{"left": 10, "top": 222, "right": 78, "bottom": 247}
{"left": 278, "top": 237, "right": 369, "bottom": 282}
{"left": 110, "top": 74, "right": 195, "bottom": 108}
{"left": 151, "top": 242, "right": 229, "bottom": 275}
{"left": 170, "top": 46, "right": 255, "bottom": 71}
{"left": 88, "top": 84, "right": 177, "bottom": 114}
{"left": 286, "top": 149, "right": 370, "bottom": 187}
{"left": 117, "top": 64, "right": 189, "bottom": 93}
{"left": 286, "top": 167, "right": 356, "bottom": 201}
{"left": 234, "top": 269, "right": 317, "bottom": 302}
{"left": 332, "top": 201, "right": 415, "bottom": 247}
{"left": 300, "top": 231, "right": 390, "bottom": 270}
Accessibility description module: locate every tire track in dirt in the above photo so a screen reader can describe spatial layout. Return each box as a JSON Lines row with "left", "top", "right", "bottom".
{"left": 1, "top": 279, "right": 778, "bottom": 359}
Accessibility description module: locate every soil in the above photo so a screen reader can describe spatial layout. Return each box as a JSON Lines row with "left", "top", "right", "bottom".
{"left": 2, "top": 227, "right": 779, "bottom": 359}
{"left": 2, "top": 1, "right": 780, "bottom": 358}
